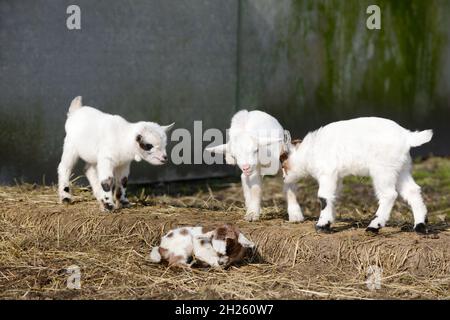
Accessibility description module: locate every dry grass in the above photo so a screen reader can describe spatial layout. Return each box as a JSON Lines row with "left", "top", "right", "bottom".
{"left": 0, "top": 157, "right": 449, "bottom": 300}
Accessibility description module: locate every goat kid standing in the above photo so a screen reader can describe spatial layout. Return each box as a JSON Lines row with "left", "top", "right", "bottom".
{"left": 206, "top": 110, "right": 303, "bottom": 222}
{"left": 281, "top": 117, "right": 432, "bottom": 234}
{"left": 58, "top": 96, "right": 174, "bottom": 211}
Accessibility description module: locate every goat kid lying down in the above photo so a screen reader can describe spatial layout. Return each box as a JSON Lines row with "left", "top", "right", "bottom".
{"left": 149, "top": 224, "right": 255, "bottom": 268}
{"left": 281, "top": 117, "right": 433, "bottom": 234}
{"left": 58, "top": 96, "right": 174, "bottom": 211}
{"left": 206, "top": 110, "right": 303, "bottom": 222}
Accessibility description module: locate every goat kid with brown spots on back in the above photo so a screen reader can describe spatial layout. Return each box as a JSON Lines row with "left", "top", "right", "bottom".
{"left": 149, "top": 224, "right": 255, "bottom": 268}
{"left": 281, "top": 117, "right": 433, "bottom": 234}
{"left": 58, "top": 96, "right": 174, "bottom": 211}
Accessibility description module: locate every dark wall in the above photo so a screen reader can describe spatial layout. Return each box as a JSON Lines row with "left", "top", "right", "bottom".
{"left": 0, "top": 0, "right": 238, "bottom": 184}
{"left": 239, "top": 0, "right": 450, "bottom": 156}
{"left": 1, "top": 0, "right": 449, "bottom": 184}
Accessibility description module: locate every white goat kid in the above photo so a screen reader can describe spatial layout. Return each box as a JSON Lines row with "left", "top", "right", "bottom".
{"left": 58, "top": 96, "right": 174, "bottom": 211}
{"left": 206, "top": 110, "right": 303, "bottom": 222}
{"left": 281, "top": 117, "right": 433, "bottom": 234}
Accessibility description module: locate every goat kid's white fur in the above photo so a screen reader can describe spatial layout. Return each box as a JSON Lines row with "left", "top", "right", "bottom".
{"left": 206, "top": 110, "right": 303, "bottom": 222}
{"left": 282, "top": 117, "right": 433, "bottom": 233}
{"left": 58, "top": 96, "right": 174, "bottom": 211}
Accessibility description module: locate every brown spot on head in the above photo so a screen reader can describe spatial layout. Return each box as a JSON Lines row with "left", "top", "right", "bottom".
{"left": 214, "top": 226, "right": 228, "bottom": 240}
{"left": 179, "top": 228, "right": 189, "bottom": 236}
{"left": 213, "top": 224, "right": 240, "bottom": 245}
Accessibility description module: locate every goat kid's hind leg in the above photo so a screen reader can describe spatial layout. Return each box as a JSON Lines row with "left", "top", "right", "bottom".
{"left": 397, "top": 165, "right": 428, "bottom": 234}
{"left": 242, "top": 173, "right": 262, "bottom": 222}
{"left": 284, "top": 182, "right": 304, "bottom": 222}
{"left": 366, "top": 171, "right": 398, "bottom": 233}
{"left": 114, "top": 164, "right": 131, "bottom": 208}
{"left": 57, "top": 141, "right": 79, "bottom": 204}
{"left": 97, "top": 159, "right": 117, "bottom": 212}
{"left": 316, "top": 175, "right": 338, "bottom": 232}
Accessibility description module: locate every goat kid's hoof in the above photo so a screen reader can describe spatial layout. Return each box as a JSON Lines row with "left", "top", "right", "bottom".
{"left": 244, "top": 213, "right": 259, "bottom": 222}
{"left": 365, "top": 227, "right": 380, "bottom": 234}
{"left": 119, "top": 200, "right": 131, "bottom": 208}
{"left": 61, "top": 198, "right": 71, "bottom": 205}
{"left": 414, "top": 223, "right": 428, "bottom": 234}
{"left": 101, "top": 201, "right": 116, "bottom": 212}
{"left": 315, "top": 223, "right": 331, "bottom": 233}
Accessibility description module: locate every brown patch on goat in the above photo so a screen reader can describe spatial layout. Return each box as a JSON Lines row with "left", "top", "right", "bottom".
{"left": 121, "top": 177, "right": 128, "bottom": 188}
{"left": 101, "top": 177, "right": 114, "bottom": 192}
{"left": 115, "top": 189, "right": 122, "bottom": 200}
{"left": 279, "top": 151, "right": 290, "bottom": 174}
{"left": 225, "top": 238, "right": 247, "bottom": 267}
{"left": 179, "top": 228, "right": 189, "bottom": 236}
{"left": 168, "top": 255, "right": 185, "bottom": 266}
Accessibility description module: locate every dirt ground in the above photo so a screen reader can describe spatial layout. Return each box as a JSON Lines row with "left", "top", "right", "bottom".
{"left": 0, "top": 157, "right": 449, "bottom": 300}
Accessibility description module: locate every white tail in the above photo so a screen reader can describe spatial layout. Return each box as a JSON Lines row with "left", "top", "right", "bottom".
{"left": 408, "top": 130, "right": 433, "bottom": 147}
{"left": 149, "top": 246, "right": 162, "bottom": 263}
{"left": 68, "top": 96, "right": 83, "bottom": 117}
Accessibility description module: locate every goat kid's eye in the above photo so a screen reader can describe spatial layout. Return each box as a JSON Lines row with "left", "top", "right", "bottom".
{"left": 139, "top": 142, "right": 153, "bottom": 151}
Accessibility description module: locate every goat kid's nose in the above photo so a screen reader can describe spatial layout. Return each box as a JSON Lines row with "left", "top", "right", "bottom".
{"left": 161, "top": 155, "right": 168, "bottom": 162}
{"left": 242, "top": 164, "right": 250, "bottom": 171}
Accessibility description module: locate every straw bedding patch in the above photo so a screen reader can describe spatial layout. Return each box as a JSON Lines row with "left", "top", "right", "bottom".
{"left": 0, "top": 158, "right": 449, "bottom": 299}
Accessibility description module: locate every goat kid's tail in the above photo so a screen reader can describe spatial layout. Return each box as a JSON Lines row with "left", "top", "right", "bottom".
{"left": 67, "top": 96, "right": 83, "bottom": 117}
{"left": 149, "top": 246, "right": 162, "bottom": 263}
{"left": 408, "top": 129, "right": 433, "bottom": 147}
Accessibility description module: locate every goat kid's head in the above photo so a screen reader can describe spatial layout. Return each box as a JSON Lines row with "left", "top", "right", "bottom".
{"left": 206, "top": 133, "right": 282, "bottom": 176}
{"left": 280, "top": 139, "right": 302, "bottom": 183}
{"left": 209, "top": 224, "right": 254, "bottom": 267}
{"left": 135, "top": 122, "right": 174, "bottom": 165}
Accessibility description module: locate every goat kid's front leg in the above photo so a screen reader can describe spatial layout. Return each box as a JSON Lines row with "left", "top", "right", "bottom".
{"left": 57, "top": 141, "right": 79, "bottom": 204}
{"left": 316, "top": 175, "right": 338, "bottom": 232}
{"left": 242, "top": 173, "right": 262, "bottom": 222}
{"left": 114, "top": 164, "right": 131, "bottom": 208}
{"left": 284, "top": 182, "right": 304, "bottom": 222}
{"left": 97, "top": 159, "right": 117, "bottom": 212}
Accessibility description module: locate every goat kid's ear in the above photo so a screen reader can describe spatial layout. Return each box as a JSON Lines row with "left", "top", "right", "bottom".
{"left": 162, "top": 122, "right": 175, "bottom": 132}
{"left": 257, "top": 137, "right": 283, "bottom": 147}
{"left": 238, "top": 233, "right": 255, "bottom": 248}
{"left": 205, "top": 144, "right": 228, "bottom": 154}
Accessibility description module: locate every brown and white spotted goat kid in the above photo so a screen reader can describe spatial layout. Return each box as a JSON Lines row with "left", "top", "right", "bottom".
{"left": 57, "top": 96, "right": 174, "bottom": 211}
{"left": 149, "top": 224, "right": 255, "bottom": 268}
